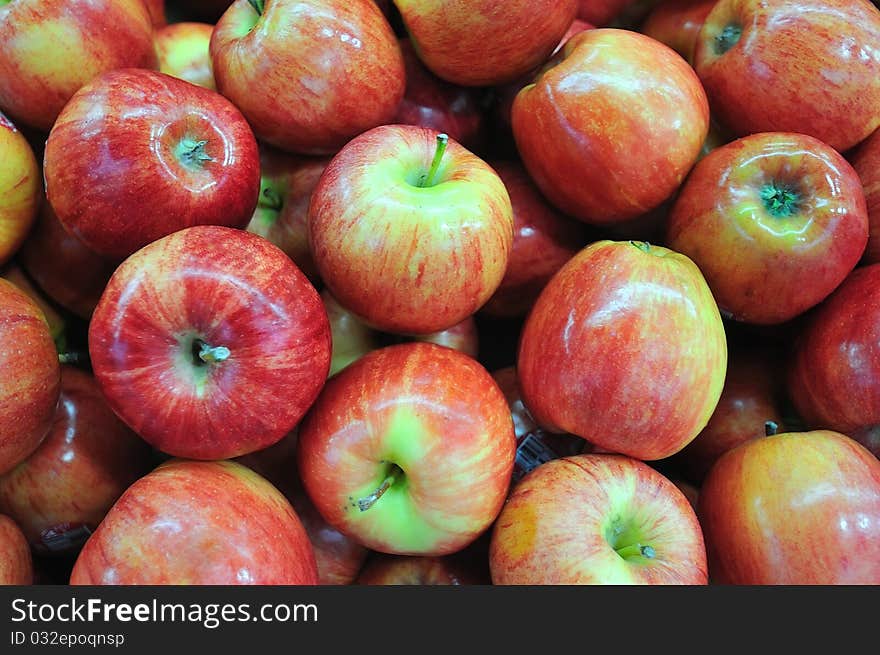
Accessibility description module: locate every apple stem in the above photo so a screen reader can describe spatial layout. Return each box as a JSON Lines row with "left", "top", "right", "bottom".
{"left": 630, "top": 240, "right": 651, "bottom": 253}
{"left": 418, "top": 133, "right": 449, "bottom": 188}
{"left": 765, "top": 420, "right": 779, "bottom": 437}
{"left": 259, "top": 186, "right": 284, "bottom": 211}
{"left": 357, "top": 464, "right": 402, "bottom": 512}
{"left": 615, "top": 543, "right": 656, "bottom": 560}
{"left": 247, "top": 0, "right": 265, "bottom": 16}
{"left": 195, "top": 340, "right": 231, "bottom": 364}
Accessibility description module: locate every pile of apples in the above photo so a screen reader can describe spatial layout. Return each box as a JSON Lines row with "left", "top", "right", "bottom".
{"left": 1, "top": 0, "right": 879, "bottom": 587}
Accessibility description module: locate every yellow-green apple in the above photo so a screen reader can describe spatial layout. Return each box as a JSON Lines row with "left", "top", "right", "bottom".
{"left": 699, "top": 430, "right": 880, "bottom": 584}
{"left": 850, "top": 128, "right": 880, "bottom": 264}
{"left": 0, "top": 0, "right": 158, "bottom": 132}
{"left": 210, "top": 0, "right": 405, "bottom": 155}
{"left": 0, "top": 112, "right": 39, "bottom": 267}
{"left": 356, "top": 553, "right": 489, "bottom": 585}
{"left": 640, "top": 0, "right": 714, "bottom": 65}
{"left": 788, "top": 264, "right": 880, "bottom": 454}
{"left": 155, "top": 21, "right": 216, "bottom": 90}
{"left": 512, "top": 28, "right": 709, "bottom": 225}
{"left": 246, "top": 146, "right": 330, "bottom": 284}
{"left": 480, "top": 159, "right": 590, "bottom": 319}
{"left": 517, "top": 240, "right": 727, "bottom": 461}
{"left": 322, "top": 289, "right": 381, "bottom": 377}
{"left": 0, "top": 265, "right": 67, "bottom": 353}
{"left": 88, "top": 225, "right": 331, "bottom": 460}
{"left": 0, "top": 366, "right": 152, "bottom": 556}
{"left": 69, "top": 459, "right": 319, "bottom": 584}
{"left": 309, "top": 125, "right": 514, "bottom": 335}
{"left": 693, "top": 0, "right": 880, "bottom": 153}
{"left": 0, "top": 279, "right": 61, "bottom": 476}
{"left": 0, "top": 514, "right": 32, "bottom": 585}
{"left": 143, "top": 0, "right": 166, "bottom": 27}
{"left": 17, "top": 200, "right": 116, "bottom": 320}
{"left": 666, "top": 132, "right": 868, "bottom": 325}
{"left": 297, "top": 342, "right": 515, "bottom": 555}
{"left": 392, "top": 0, "right": 577, "bottom": 87}
{"left": 44, "top": 68, "right": 260, "bottom": 260}
{"left": 489, "top": 454, "right": 708, "bottom": 584}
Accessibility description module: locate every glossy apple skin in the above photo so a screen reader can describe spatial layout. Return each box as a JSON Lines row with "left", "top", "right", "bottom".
{"left": 356, "top": 553, "right": 488, "bottom": 585}
{"left": 640, "top": 0, "right": 714, "bottom": 65}
{"left": 513, "top": 29, "right": 709, "bottom": 225}
{"left": 298, "top": 342, "right": 516, "bottom": 556}
{"left": 0, "top": 265, "right": 67, "bottom": 354}
{"left": 44, "top": 68, "right": 260, "bottom": 261}
{"left": 700, "top": 430, "right": 880, "bottom": 584}
{"left": 17, "top": 201, "right": 116, "bottom": 320}
{"left": 393, "top": 38, "right": 486, "bottom": 151}
{"left": 518, "top": 240, "right": 727, "bottom": 461}
{"left": 788, "top": 264, "right": 880, "bottom": 441}
{"left": 394, "top": 0, "right": 577, "bottom": 87}
{"left": 309, "top": 125, "right": 514, "bottom": 335}
{"left": 0, "top": 366, "right": 152, "bottom": 555}
{"left": 694, "top": 0, "right": 880, "bottom": 153}
{"left": 70, "top": 459, "right": 319, "bottom": 585}
{"left": 480, "top": 160, "right": 590, "bottom": 319}
{"left": 88, "top": 225, "right": 331, "bottom": 461}
{"left": 490, "top": 454, "right": 708, "bottom": 584}
{"left": 850, "top": 128, "right": 880, "bottom": 265}
{"left": 0, "top": 514, "right": 33, "bottom": 585}
{"left": 667, "top": 132, "right": 868, "bottom": 325}
{"left": 246, "top": 147, "right": 329, "bottom": 284}
{"left": 211, "top": 0, "right": 405, "bottom": 155}
{"left": 0, "top": 279, "right": 61, "bottom": 477}
{"left": 155, "top": 22, "right": 216, "bottom": 91}
{"left": 0, "top": 113, "right": 39, "bottom": 267}
{"left": 0, "top": 0, "right": 158, "bottom": 132}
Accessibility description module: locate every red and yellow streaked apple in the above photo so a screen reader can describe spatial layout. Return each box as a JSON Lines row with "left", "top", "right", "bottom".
{"left": 0, "top": 265, "right": 67, "bottom": 353}
{"left": 850, "top": 127, "right": 880, "bottom": 265}
{"left": 155, "top": 21, "right": 217, "bottom": 91}
{"left": 143, "top": 0, "right": 167, "bottom": 28}
{"left": 0, "top": 112, "right": 39, "bottom": 267}
{"left": 0, "top": 514, "right": 32, "bottom": 585}
{"left": 297, "top": 342, "right": 515, "bottom": 556}
{"left": 640, "top": 0, "right": 714, "bottom": 65}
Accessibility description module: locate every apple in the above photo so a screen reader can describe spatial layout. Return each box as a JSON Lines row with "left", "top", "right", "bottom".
{"left": 850, "top": 127, "right": 880, "bottom": 265}
{"left": 577, "top": 0, "right": 639, "bottom": 26}
{"left": 848, "top": 426, "right": 880, "bottom": 460}
{"left": 479, "top": 159, "right": 590, "bottom": 319}
{"left": 0, "top": 366, "right": 153, "bottom": 555}
{"left": 512, "top": 28, "right": 709, "bottom": 225}
{"left": 155, "top": 21, "right": 217, "bottom": 90}
{"left": 44, "top": 68, "right": 260, "bottom": 261}
{"left": 0, "top": 112, "right": 39, "bottom": 267}
{"left": 88, "top": 225, "right": 331, "bottom": 461}
{"left": 0, "top": 514, "right": 32, "bottom": 585}
{"left": 393, "top": 0, "right": 577, "bottom": 87}
{"left": 246, "top": 146, "right": 330, "bottom": 284}
{"left": 144, "top": 0, "right": 167, "bottom": 27}
{"left": 210, "top": 0, "right": 405, "bottom": 155}
{"left": 321, "top": 289, "right": 382, "bottom": 377}
{"left": 0, "top": 278, "right": 61, "bottom": 477}
{"left": 17, "top": 200, "right": 116, "bottom": 321}
{"left": 0, "top": 265, "right": 67, "bottom": 353}
{"left": 640, "top": 0, "right": 714, "bottom": 65}
{"left": 666, "top": 132, "right": 868, "bottom": 325}
{"left": 693, "top": 0, "right": 880, "bottom": 153}
{"left": 0, "top": 0, "right": 158, "bottom": 132}
{"left": 699, "top": 430, "right": 880, "bottom": 584}
{"left": 411, "top": 316, "right": 479, "bottom": 359}
{"left": 309, "top": 125, "right": 514, "bottom": 335}
{"left": 489, "top": 454, "right": 708, "bottom": 584}
{"left": 517, "top": 240, "right": 727, "bottom": 461}
{"left": 297, "top": 342, "right": 516, "bottom": 555}
{"left": 788, "top": 264, "right": 880, "bottom": 441}
{"left": 669, "top": 477, "right": 699, "bottom": 511}
{"left": 69, "top": 459, "right": 319, "bottom": 584}
{"left": 356, "top": 553, "right": 488, "bottom": 585}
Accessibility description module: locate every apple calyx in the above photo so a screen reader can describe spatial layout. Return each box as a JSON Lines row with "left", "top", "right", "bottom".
{"left": 176, "top": 137, "right": 214, "bottom": 170}
{"left": 247, "top": 0, "right": 265, "bottom": 16}
{"left": 764, "top": 420, "right": 779, "bottom": 437}
{"left": 760, "top": 182, "right": 801, "bottom": 217}
{"left": 357, "top": 463, "right": 403, "bottom": 512}
{"left": 193, "top": 339, "right": 231, "bottom": 364}
{"left": 417, "top": 133, "right": 449, "bottom": 188}
{"left": 714, "top": 23, "right": 742, "bottom": 55}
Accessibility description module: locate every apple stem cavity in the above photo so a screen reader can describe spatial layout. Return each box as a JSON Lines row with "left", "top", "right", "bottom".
{"left": 760, "top": 182, "right": 800, "bottom": 217}
{"left": 615, "top": 543, "right": 656, "bottom": 561}
{"left": 714, "top": 23, "right": 742, "bottom": 55}
{"left": 176, "top": 138, "right": 214, "bottom": 170}
{"left": 357, "top": 464, "right": 403, "bottom": 512}
{"left": 418, "top": 133, "right": 449, "bottom": 188}
{"left": 247, "top": 0, "right": 265, "bottom": 15}
{"left": 193, "top": 339, "right": 231, "bottom": 365}
{"left": 765, "top": 420, "right": 779, "bottom": 437}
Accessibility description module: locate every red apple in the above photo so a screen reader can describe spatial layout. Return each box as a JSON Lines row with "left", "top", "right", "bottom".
{"left": 0, "top": 366, "right": 152, "bottom": 555}
{"left": 850, "top": 127, "right": 880, "bottom": 265}
{"left": 479, "top": 159, "right": 590, "bottom": 319}
{"left": 0, "top": 112, "right": 39, "bottom": 267}
{"left": 489, "top": 454, "right": 708, "bottom": 584}
{"left": 356, "top": 553, "right": 488, "bottom": 585}
{"left": 512, "top": 28, "right": 709, "bottom": 225}
{"left": 0, "top": 0, "right": 158, "bottom": 132}
{"left": 693, "top": 0, "right": 880, "bottom": 153}
{"left": 412, "top": 316, "right": 479, "bottom": 359}
{"left": 309, "top": 125, "right": 514, "bottom": 335}
{"left": 210, "top": 0, "right": 405, "bottom": 155}
{"left": 666, "top": 132, "right": 868, "bottom": 325}
{"left": 0, "top": 265, "right": 67, "bottom": 353}
{"left": 44, "top": 68, "right": 260, "bottom": 260}
{"left": 0, "top": 514, "right": 32, "bottom": 585}
{"left": 577, "top": 0, "right": 638, "bottom": 26}
{"left": 517, "top": 240, "right": 727, "bottom": 461}
{"left": 144, "top": 0, "right": 167, "bottom": 27}
{"left": 88, "top": 225, "right": 331, "bottom": 460}
{"left": 297, "top": 342, "right": 515, "bottom": 555}
{"left": 69, "top": 459, "right": 319, "bottom": 584}
{"left": 699, "top": 430, "right": 880, "bottom": 584}
{"left": 393, "top": 0, "right": 578, "bottom": 87}
{"left": 640, "top": 0, "right": 714, "bottom": 65}
{"left": 669, "top": 477, "right": 699, "bottom": 511}
{"left": 0, "top": 279, "right": 61, "bottom": 476}
{"left": 155, "top": 21, "right": 217, "bottom": 91}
